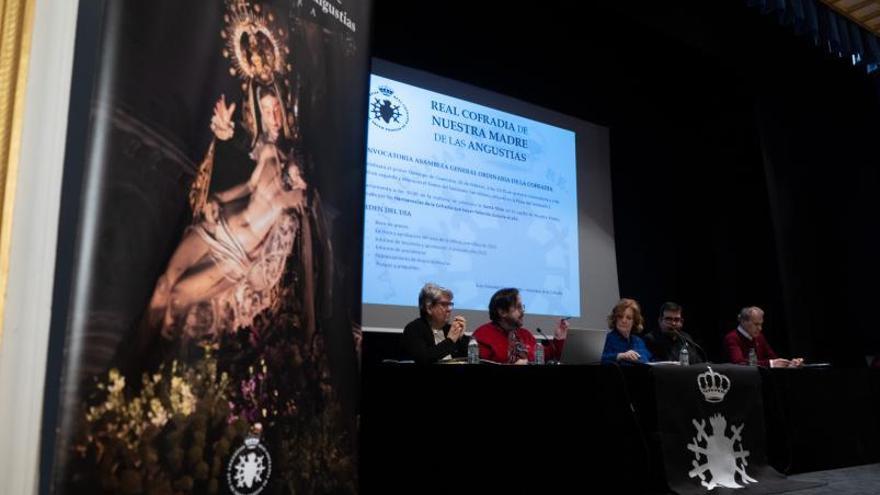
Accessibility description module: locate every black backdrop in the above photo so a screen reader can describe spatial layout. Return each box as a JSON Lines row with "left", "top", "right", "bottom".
{"left": 366, "top": 0, "right": 880, "bottom": 365}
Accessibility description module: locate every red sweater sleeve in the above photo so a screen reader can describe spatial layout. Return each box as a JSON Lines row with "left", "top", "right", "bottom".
{"left": 516, "top": 330, "right": 564, "bottom": 361}
{"left": 725, "top": 330, "right": 778, "bottom": 367}
{"left": 474, "top": 324, "right": 507, "bottom": 362}
{"left": 543, "top": 337, "right": 565, "bottom": 361}
{"left": 473, "top": 325, "right": 565, "bottom": 363}
{"left": 757, "top": 334, "right": 778, "bottom": 363}
{"left": 724, "top": 331, "right": 748, "bottom": 365}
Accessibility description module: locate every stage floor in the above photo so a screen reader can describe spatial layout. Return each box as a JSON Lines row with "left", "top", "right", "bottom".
{"left": 787, "top": 463, "right": 880, "bottom": 495}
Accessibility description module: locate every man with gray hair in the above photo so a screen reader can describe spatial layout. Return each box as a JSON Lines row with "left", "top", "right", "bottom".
{"left": 401, "top": 283, "right": 468, "bottom": 364}
{"left": 723, "top": 306, "right": 803, "bottom": 368}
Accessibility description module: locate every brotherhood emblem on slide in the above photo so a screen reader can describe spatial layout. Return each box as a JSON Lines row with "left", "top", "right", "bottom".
{"left": 369, "top": 85, "right": 409, "bottom": 131}
{"left": 687, "top": 367, "right": 757, "bottom": 490}
{"left": 227, "top": 428, "right": 272, "bottom": 495}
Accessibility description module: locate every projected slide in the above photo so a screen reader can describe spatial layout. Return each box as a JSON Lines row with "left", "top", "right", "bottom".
{"left": 363, "top": 74, "right": 580, "bottom": 317}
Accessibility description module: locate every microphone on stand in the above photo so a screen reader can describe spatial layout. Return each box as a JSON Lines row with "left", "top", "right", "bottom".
{"left": 676, "top": 330, "right": 709, "bottom": 364}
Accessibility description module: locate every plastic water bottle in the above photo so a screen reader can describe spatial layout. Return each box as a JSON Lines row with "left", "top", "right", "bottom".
{"left": 534, "top": 340, "right": 545, "bottom": 365}
{"left": 679, "top": 345, "right": 690, "bottom": 366}
{"left": 748, "top": 348, "right": 757, "bottom": 366}
{"left": 467, "top": 336, "right": 479, "bottom": 364}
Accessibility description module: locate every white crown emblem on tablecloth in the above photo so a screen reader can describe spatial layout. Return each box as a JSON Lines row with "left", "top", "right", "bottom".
{"left": 697, "top": 366, "right": 730, "bottom": 403}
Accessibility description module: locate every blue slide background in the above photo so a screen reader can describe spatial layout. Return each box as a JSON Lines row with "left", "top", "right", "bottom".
{"left": 363, "top": 74, "right": 581, "bottom": 317}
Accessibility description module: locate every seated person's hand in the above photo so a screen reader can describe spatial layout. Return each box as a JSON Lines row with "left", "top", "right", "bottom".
{"left": 447, "top": 317, "right": 465, "bottom": 342}
{"left": 617, "top": 350, "right": 641, "bottom": 362}
{"left": 454, "top": 315, "right": 467, "bottom": 336}
{"left": 514, "top": 358, "right": 529, "bottom": 365}
{"left": 770, "top": 358, "right": 792, "bottom": 368}
{"left": 790, "top": 357, "right": 804, "bottom": 367}
{"left": 554, "top": 318, "right": 570, "bottom": 340}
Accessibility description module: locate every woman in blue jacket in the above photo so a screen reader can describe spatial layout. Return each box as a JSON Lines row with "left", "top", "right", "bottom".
{"left": 601, "top": 298, "right": 651, "bottom": 364}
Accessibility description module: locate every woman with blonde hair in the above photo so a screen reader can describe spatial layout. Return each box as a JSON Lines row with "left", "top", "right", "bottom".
{"left": 600, "top": 298, "right": 651, "bottom": 364}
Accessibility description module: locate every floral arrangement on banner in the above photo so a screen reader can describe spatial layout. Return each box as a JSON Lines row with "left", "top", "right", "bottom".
{"left": 69, "top": 322, "right": 357, "bottom": 494}
{"left": 70, "top": 350, "right": 243, "bottom": 494}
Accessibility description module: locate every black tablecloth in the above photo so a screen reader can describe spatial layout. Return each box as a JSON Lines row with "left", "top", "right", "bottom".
{"left": 760, "top": 367, "right": 880, "bottom": 474}
{"left": 359, "top": 363, "right": 880, "bottom": 493}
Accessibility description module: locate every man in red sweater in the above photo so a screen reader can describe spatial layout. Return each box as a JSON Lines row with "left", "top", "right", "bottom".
{"left": 472, "top": 288, "right": 568, "bottom": 364}
{"left": 723, "top": 306, "right": 803, "bottom": 368}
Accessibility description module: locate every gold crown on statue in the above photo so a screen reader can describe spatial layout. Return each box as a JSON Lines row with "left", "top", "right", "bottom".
{"left": 222, "top": 0, "right": 290, "bottom": 85}
{"left": 697, "top": 366, "right": 730, "bottom": 403}
{"left": 220, "top": 0, "right": 297, "bottom": 143}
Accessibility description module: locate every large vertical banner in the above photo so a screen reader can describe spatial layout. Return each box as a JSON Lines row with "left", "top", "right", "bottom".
{"left": 48, "top": 1, "right": 369, "bottom": 493}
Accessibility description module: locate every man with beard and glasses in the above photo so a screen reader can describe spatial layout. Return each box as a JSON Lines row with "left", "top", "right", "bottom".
{"left": 472, "top": 288, "right": 568, "bottom": 364}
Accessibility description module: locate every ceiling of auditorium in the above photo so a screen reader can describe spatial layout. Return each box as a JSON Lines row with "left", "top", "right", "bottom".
{"left": 823, "top": 0, "right": 880, "bottom": 36}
